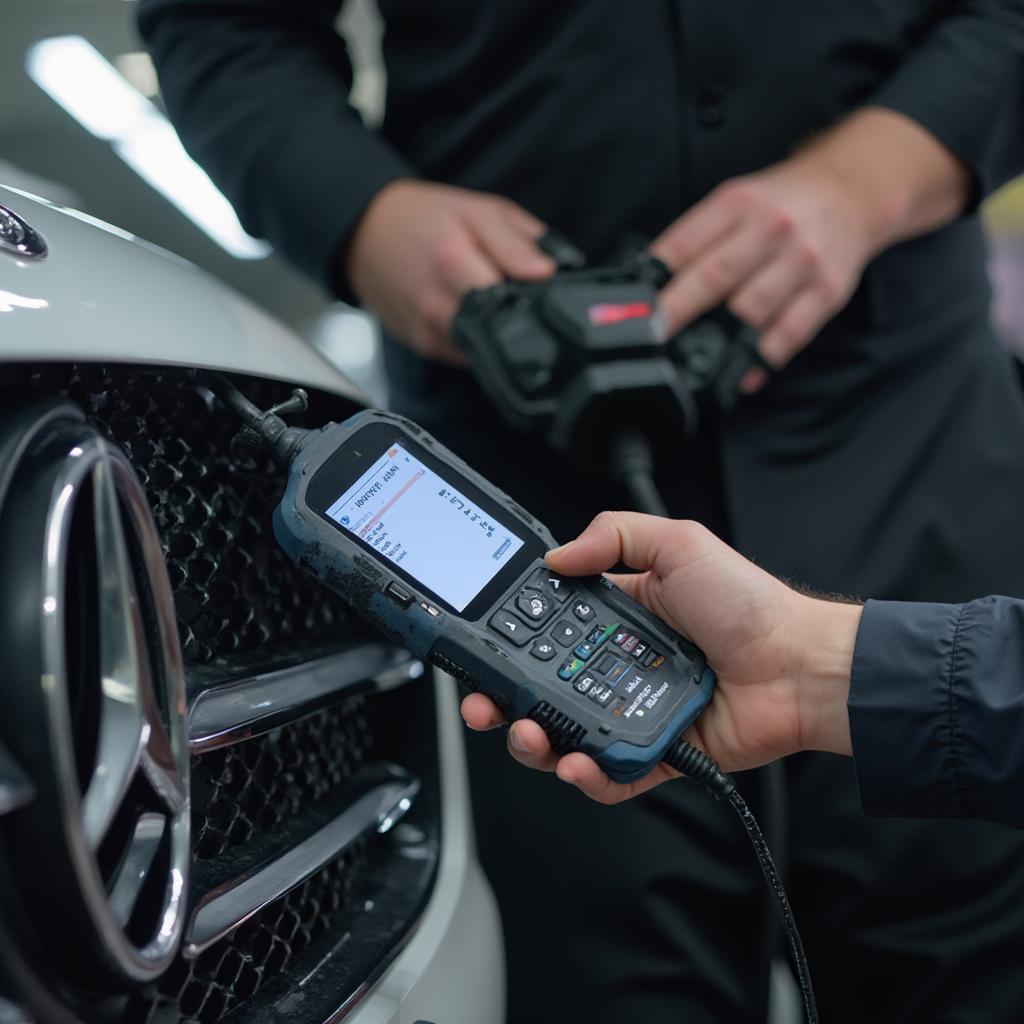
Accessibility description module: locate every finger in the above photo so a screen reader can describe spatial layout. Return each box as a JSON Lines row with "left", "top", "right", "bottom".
{"left": 658, "top": 224, "right": 775, "bottom": 334}
{"left": 738, "top": 366, "right": 769, "bottom": 394}
{"left": 409, "top": 287, "right": 473, "bottom": 366}
{"left": 503, "top": 201, "right": 548, "bottom": 239}
{"left": 546, "top": 511, "right": 712, "bottom": 578}
{"left": 433, "top": 230, "right": 505, "bottom": 296}
{"left": 471, "top": 212, "right": 556, "bottom": 281}
{"left": 461, "top": 692, "right": 506, "bottom": 731}
{"left": 556, "top": 752, "right": 680, "bottom": 805}
{"left": 507, "top": 719, "right": 560, "bottom": 773}
{"left": 726, "top": 246, "right": 812, "bottom": 330}
{"left": 650, "top": 187, "right": 739, "bottom": 271}
{"left": 757, "top": 282, "right": 837, "bottom": 370}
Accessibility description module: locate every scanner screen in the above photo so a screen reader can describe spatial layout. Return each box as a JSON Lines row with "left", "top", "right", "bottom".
{"left": 324, "top": 442, "right": 525, "bottom": 612}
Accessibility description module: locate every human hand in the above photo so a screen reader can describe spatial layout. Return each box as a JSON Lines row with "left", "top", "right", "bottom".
{"left": 650, "top": 107, "right": 971, "bottom": 394}
{"left": 461, "top": 513, "right": 860, "bottom": 804}
{"left": 345, "top": 180, "right": 556, "bottom": 365}
{"left": 651, "top": 156, "right": 875, "bottom": 393}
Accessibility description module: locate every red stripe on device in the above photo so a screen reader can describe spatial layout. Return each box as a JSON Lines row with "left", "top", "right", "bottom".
{"left": 587, "top": 301, "right": 653, "bottom": 326}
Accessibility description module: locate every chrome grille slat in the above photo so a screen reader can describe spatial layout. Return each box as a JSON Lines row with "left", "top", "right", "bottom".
{"left": 184, "top": 776, "right": 419, "bottom": 957}
{"left": 187, "top": 644, "right": 423, "bottom": 754}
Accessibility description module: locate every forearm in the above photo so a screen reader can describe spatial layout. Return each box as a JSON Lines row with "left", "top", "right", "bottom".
{"left": 138, "top": 0, "right": 413, "bottom": 290}
{"left": 796, "top": 107, "right": 972, "bottom": 258}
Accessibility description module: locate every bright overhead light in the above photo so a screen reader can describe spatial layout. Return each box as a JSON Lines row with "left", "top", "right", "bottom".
{"left": 26, "top": 36, "right": 270, "bottom": 261}
{"left": 114, "top": 51, "right": 160, "bottom": 98}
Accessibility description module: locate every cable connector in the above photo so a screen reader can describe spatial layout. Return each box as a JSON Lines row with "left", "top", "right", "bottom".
{"left": 608, "top": 427, "right": 669, "bottom": 517}
{"left": 204, "top": 373, "right": 311, "bottom": 466}
{"left": 663, "top": 738, "right": 736, "bottom": 800}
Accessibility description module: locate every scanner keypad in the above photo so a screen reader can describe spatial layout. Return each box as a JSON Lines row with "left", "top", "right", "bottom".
{"left": 486, "top": 572, "right": 676, "bottom": 717}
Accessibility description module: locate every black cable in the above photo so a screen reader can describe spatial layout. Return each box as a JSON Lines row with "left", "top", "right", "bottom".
{"left": 664, "top": 739, "right": 819, "bottom": 1024}
{"left": 203, "top": 372, "right": 310, "bottom": 466}
{"left": 606, "top": 433, "right": 813, "bottom": 1016}
{"left": 608, "top": 428, "right": 669, "bottom": 517}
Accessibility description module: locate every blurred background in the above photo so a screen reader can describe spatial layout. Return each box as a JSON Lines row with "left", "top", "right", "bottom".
{"left": 1, "top": 0, "right": 389, "bottom": 403}
{"left": 5, "top": 0, "right": 1023, "bottom": 406}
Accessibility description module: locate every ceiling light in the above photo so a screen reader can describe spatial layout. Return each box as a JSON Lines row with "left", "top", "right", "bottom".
{"left": 27, "top": 36, "right": 270, "bottom": 261}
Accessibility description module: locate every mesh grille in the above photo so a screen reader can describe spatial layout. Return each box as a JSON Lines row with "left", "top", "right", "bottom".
{"left": 121, "top": 844, "right": 370, "bottom": 1024}
{"left": 191, "top": 700, "right": 375, "bottom": 861}
{"left": 17, "top": 363, "right": 359, "bottom": 665}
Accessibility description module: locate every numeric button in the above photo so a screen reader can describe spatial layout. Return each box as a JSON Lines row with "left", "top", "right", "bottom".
{"left": 488, "top": 610, "right": 531, "bottom": 647}
{"left": 551, "top": 619, "right": 582, "bottom": 647}
{"left": 574, "top": 673, "right": 596, "bottom": 693}
{"left": 572, "top": 599, "right": 596, "bottom": 623}
{"left": 530, "top": 638, "right": 557, "bottom": 661}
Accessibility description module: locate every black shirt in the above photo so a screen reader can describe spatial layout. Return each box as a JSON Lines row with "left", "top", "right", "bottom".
{"left": 138, "top": 0, "right": 1024, "bottom": 293}
{"left": 138, "top": 0, "right": 1024, "bottom": 602}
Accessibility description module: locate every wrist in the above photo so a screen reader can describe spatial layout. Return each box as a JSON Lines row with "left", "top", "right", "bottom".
{"left": 794, "top": 127, "right": 908, "bottom": 259}
{"left": 789, "top": 593, "right": 861, "bottom": 757}
{"left": 345, "top": 177, "right": 420, "bottom": 296}
{"left": 796, "top": 107, "right": 971, "bottom": 255}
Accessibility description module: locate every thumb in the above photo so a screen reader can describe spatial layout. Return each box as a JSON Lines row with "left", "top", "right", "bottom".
{"left": 546, "top": 511, "right": 685, "bottom": 577}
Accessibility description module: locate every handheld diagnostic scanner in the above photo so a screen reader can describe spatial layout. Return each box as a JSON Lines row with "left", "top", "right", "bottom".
{"left": 266, "top": 408, "right": 714, "bottom": 783}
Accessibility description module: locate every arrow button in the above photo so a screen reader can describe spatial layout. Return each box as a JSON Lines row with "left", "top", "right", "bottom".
{"left": 530, "top": 567, "right": 572, "bottom": 604}
{"left": 489, "top": 608, "right": 531, "bottom": 647}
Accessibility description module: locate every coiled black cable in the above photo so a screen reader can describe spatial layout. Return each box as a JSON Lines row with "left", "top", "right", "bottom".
{"left": 664, "top": 739, "right": 819, "bottom": 1024}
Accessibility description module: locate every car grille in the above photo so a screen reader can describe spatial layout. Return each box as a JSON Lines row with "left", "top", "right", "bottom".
{"left": 3, "top": 365, "right": 440, "bottom": 1024}
{"left": 24, "top": 363, "right": 360, "bottom": 667}
{"left": 124, "top": 702, "right": 376, "bottom": 1024}
{"left": 190, "top": 701, "right": 376, "bottom": 863}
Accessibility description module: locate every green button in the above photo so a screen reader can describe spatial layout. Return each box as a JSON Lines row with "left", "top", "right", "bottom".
{"left": 557, "top": 658, "right": 586, "bottom": 680}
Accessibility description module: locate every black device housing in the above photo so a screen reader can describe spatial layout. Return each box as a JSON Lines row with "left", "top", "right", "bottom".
{"left": 452, "top": 239, "right": 761, "bottom": 462}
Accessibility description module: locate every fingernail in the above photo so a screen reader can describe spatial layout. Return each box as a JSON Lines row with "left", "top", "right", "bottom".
{"left": 738, "top": 369, "right": 763, "bottom": 394}
{"left": 509, "top": 725, "right": 529, "bottom": 754}
{"left": 546, "top": 541, "right": 571, "bottom": 560}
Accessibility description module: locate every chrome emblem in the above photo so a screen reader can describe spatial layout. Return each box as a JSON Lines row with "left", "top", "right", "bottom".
{"left": 0, "top": 203, "right": 47, "bottom": 260}
{"left": 0, "top": 421, "right": 190, "bottom": 983}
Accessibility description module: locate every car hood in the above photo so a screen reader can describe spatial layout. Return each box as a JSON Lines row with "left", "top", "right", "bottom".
{"left": 0, "top": 185, "right": 366, "bottom": 404}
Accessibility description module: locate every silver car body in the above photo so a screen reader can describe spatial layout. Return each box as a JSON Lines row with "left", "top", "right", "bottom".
{"left": 0, "top": 184, "right": 504, "bottom": 1024}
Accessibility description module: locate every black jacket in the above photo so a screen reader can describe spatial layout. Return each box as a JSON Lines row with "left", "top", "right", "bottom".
{"left": 852, "top": 596, "right": 1024, "bottom": 829}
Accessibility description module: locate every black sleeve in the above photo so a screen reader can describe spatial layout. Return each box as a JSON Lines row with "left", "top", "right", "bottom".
{"left": 849, "top": 596, "right": 1024, "bottom": 828}
{"left": 137, "top": 0, "right": 414, "bottom": 292}
{"left": 868, "top": 0, "right": 1024, "bottom": 204}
